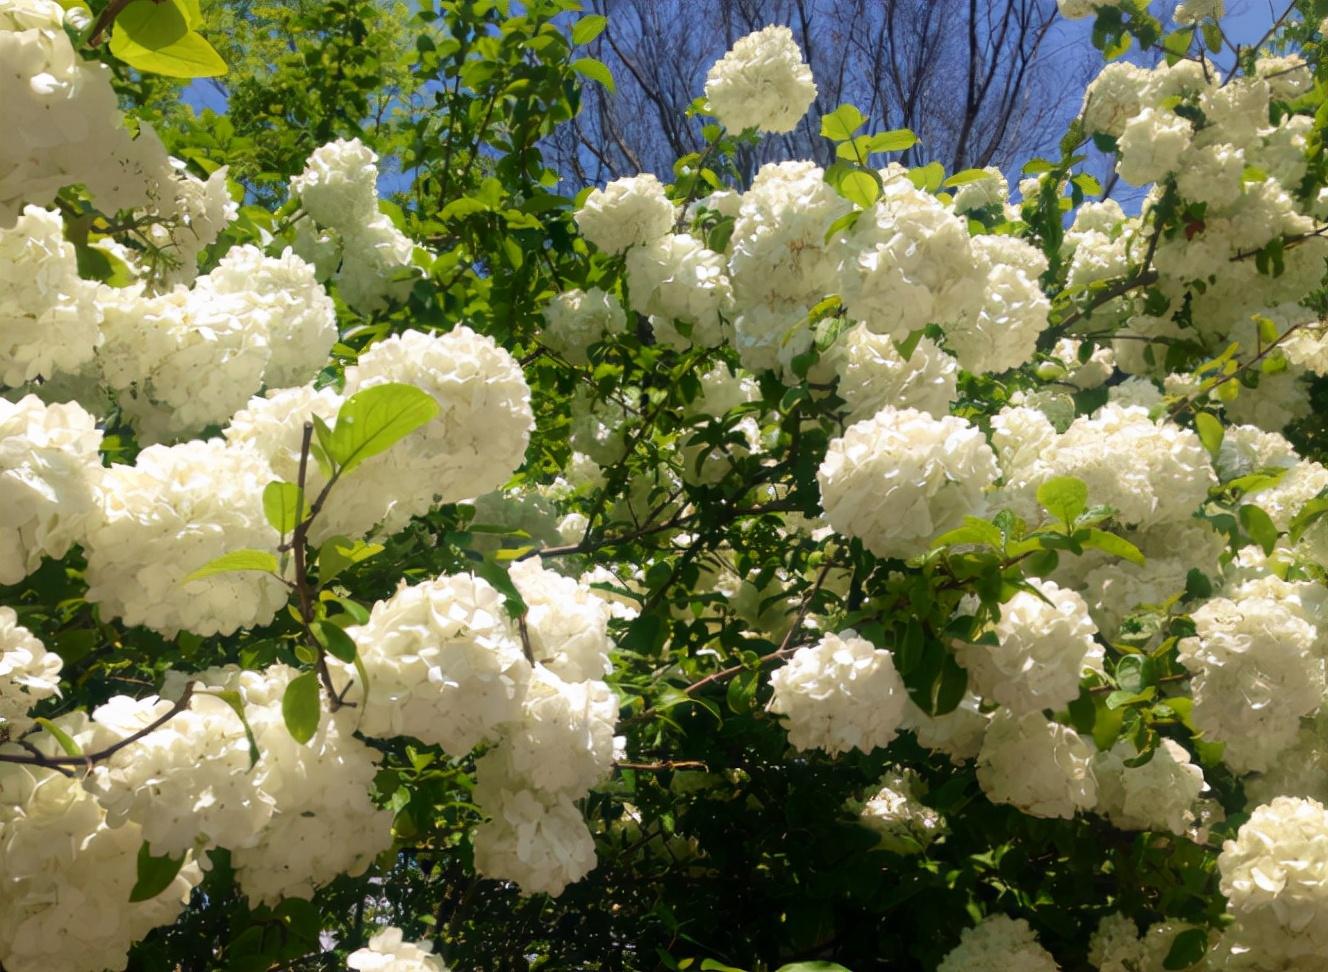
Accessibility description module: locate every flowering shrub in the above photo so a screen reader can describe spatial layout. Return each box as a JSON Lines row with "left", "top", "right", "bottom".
{"left": 7, "top": 0, "right": 1328, "bottom": 969}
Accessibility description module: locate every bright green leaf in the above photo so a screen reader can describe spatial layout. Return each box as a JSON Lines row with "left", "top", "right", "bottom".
{"left": 1037, "top": 476, "right": 1089, "bottom": 526}
{"left": 570, "top": 13, "right": 607, "bottom": 45}
{"left": 184, "top": 549, "right": 278, "bottom": 582}
{"left": 820, "top": 103, "right": 867, "bottom": 142}
{"left": 263, "top": 481, "right": 307, "bottom": 537}
{"left": 1081, "top": 529, "right": 1145, "bottom": 566}
{"left": 328, "top": 383, "right": 439, "bottom": 476}
{"left": 866, "top": 129, "right": 917, "bottom": 153}
{"left": 317, "top": 535, "right": 385, "bottom": 584}
{"left": 281, "top": 671, "right": 321, "bottom": 745}
{"left": 571, "top": 57, "right": 615, "bottom": 92}
{"left": 1194, "top": 411, "right": 1224, "bottom": 458}
{"left": 312, "top": 620, "right": 357, "bottom": 663}
{"left": 129, "top": 842, "right": 186, "bottom": 902}
{"left": 35, "top": 716, "right": 83, "bottom": 757}
{"left": 836, "top": 169, "right": 880, "bottom": 208}
{"left": 1239, "top": 504, "right": 1279, "bottom": 555}
{"left": 943, "top": 168, "right": 992, "bottom": 187}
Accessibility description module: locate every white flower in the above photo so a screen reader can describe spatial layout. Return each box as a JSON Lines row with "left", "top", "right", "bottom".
{"left": 341, "top": 327, "right": 534, "bottom": 526}
{"left": 828, "top": 327, "right": 957, "bottom": 425}
{"left": 902, "top": 693, "right": 990, "bottom": 764}
{"left": 977, "top": 710, "right": 1097, "bottom": 819}
{"left": 856, "top": 769, "right": 946, "bottom": 853}
{"left": 955, "top": 579, "right": 1101, "bottom": 715}
{"left": 703, "top": 25, "right": 817, "bottom": 134}
{"left": 767, "top": 631, "right": 908, "bottom": 755}
{"left": 0, "top": 607, "right": 60, "bottom": 738}
{"left": 472, "top": 751, "right": 598, "bottom": 896}
{"left": 290, "top": 138, "right": 380, "bottom": 228}
{"left": 1093, "top": 738, "right": 1205, "bottom": 835}
{"left": 0, "top": 206, "right": 101, "bottom": 385}
{"left": 1219, "top": 796, "right": 1328, "bottom": 962}
{"left": 1174, "top": 0, "right": 1223, "bottom": 24}
{"left": 541, "top": 287, "right": 627, "bottom": 364}
{"left": 1116, "top": 107, "right": 1192, "bottom": 185}
{"left": 0, "top": 395, "right": 103, "bottom": 585}
{"left": 83, "top": 440, "right": 286, "bottom": 637}
{"left": 335, "top": 573, "right": 531, "bottom": 754}
{"left": 508, "top": 559, "right": 614, "bottom": 682}
{"left": 574, "top": 174, "right": 675, "bottom": 255}
{"left": 336, "top": 211, "right": 418, "bottom": 314}
{"left": 1178, "top": 585, "right": 1325, "bottom": 774}
{"left": 348, "top": 928, "right": 450, "bottom": 972}
{"left": 1082, "top": 62, "right": 1151, "bottom": 136}
{"left": 817, "top": 407, "right": 998, "bottom": 559}
{"left": 626, "top": 233, "right": 733, "bottom": 347}
{"left": 937, "top": 915, "right": 1060, "bottom": 972}
{"left": 951, "top": 167, "right": 1009, "bottom": 214}
{"left": 944, "top": 235, "right": 1051, "bottom": 375}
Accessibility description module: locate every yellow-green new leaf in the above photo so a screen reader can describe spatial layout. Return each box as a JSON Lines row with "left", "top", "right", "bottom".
{"left": 185, "top": 549, "right": 279, "bottom": 582}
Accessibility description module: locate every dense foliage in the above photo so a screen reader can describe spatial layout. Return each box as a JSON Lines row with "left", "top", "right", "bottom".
{"left": 8, "top": 1, "right": 1328, "bottom": 970}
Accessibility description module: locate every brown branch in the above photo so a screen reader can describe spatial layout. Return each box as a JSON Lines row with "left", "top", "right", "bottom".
{"left": 86, "top": 0, "right": 139, "bottom": 46}
{"left": 1, "top": 683, "right": 196, "bottom": 768}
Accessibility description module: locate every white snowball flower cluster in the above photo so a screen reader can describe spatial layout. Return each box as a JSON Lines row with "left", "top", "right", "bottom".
{"left": 1175, "top": 0, "right": 1223, "bottom": 24}
{"left": 574, "top": 173, "right": 675, "bottom": 255}
{"left": 1218, "top": 796, "right": 1328, "bottom": 963}
{"left": 944, "top": 234, "right": 1052, "bottom": 375}
{"left": 1093, "top": 738, "right": 1205, "bottom": 835}
{"left": 0, "top": 0, "right": 169, "bottom": 224}
{"left": 977, "top": 710, "right": 1097, "bottom": 819}
{"left": 836, "top": 176, "right": 985, "bottom": 342}
{"left": 0, "top": 206, "right": 101, "bottom": 385}
{"left": 902, "top": 693, "right": 990, "bottom": 764}
{"left": 955, "top": 579, "right": 1102, "bottom": 715}
{"left": 540, "top": 287, "right": 627, "bottom": 364}
{"left": 1089, "top": 914, "right": 1203, "bottom": 972}
{"left": 289, "top": 138, "right": 418, "bottom": 313}
{"left": 626, "top": 233, "right": 733, "bottom": 348}
{"left": 0, "top": 607, "right": 61, "bottom": 738}
{"left": 187, "top": 665, "right": 392, "bottom": 905}
{"left": 827, "top": 327, "right": 957, "bottom": 425}
{"left": 703, "top": 25, "right": 817, "bottom": 134}
{"left": 341, "top": 326, "right": 534, "bottom": 529}
{"left": 508, "top": 558, "right": 614, "bottom": 681}
{"left": 348, "top": 928, "right": 451, "bottom": 972}
{"left": 337, "top": 573, "right": 532, "bottom": 752}
{"left": 0, "top": 715, "right": 203, "bottom": 972}
{"left": 0, "top": 395, "right": 103, "bottom": 585}
{"left": 855, "top": 769, "right": 946, "bottom": 853}
{"left": 82, "top": 439, "right": 286, "bottom": 637}
{"left": 1178, "top": 583, "right": 1326, "bottom": 774}
{"left": 817, "top": 407, "right": 998, "bottom": 559}
{"left": 96, "top": 244, "right": 335, "bottom": 442}
{"left": 936, "top": 915, "right": 1061, "bottom": 972}
{"left": 767, "top": 630, "right": 908, "bottom": 755}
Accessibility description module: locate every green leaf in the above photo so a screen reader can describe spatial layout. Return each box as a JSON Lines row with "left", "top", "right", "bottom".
{"left": 184, "top": 549, "right": 278, "bottom": 582}
{"left": 1081, "top": 529, "right": 1145, "bottom": 566}
{"left": 35, "top": 716, "right": 82, "bottom": 756}
{"left": 775, "top": 963, "right": 852, "bottom": 972}
{"left": 110, "top": 0, "right": 227, "bottom": 80}
{"left": 312, "top": 620, "right": 357, "bottom": 663}
{"left": 701, "top": 960, "right": 749, "bottom": 972}
{"left": 310, "top": 414, "right": 335, "bottom": 478}
{"left": 931, "top": 516, "right": 1003, "bottom": 550}
{"left": 1037, "top": 476, "right": 1089, "bottom": 526}
{"left": 570, "top": 13, "right": 607, "bottom": 45}
{"left": 1115, "top": 654, "right": 1154, "bottom": 694}
{"left": 1163, "top": 928, "right": 1208, "bottom": 970}
{"left": 129, "top": 842, "right": 186, "bottom": 902}
{"left": 908, "top": 161, "right": 945, "bottom": 192}
{"left": 820, "top": 103, "right": 867, "bottom": 142}
{"left": 943, "top": 168, "right": 992, "bottom": 187}
{"left": 1290, "top": 495, "right": 1328, "bottom": 542}
{"left": 893, "top": 328, "right": 925, "bottom": 361}
{"left": 328, "top": 383, "right": 439, "bottom": 476}
{"left": 571, "top": 57, "right": 615, "bottom": 92}
{"left": 1239, "top": 504, "right": 1279, "bottom": 555}
{"left": 281, "top": 671, "right": 321, "bottom": 745}
{"left": 317, "top": 535, "right": 385, "bottom": 584}
{"left": 209, "top": 689, "right": 261, "bottom": 768}
{"left": 837, "top": 170, "right": 880, "bottom": 209}
{"left": 1194, "top": 411, "right": 1224, "bottom": 458}
{"left": 263, "top": 481, "right": 307, "bottom": 537}
{"left": 866, "top": 129, "right": 917, "bottom": 152}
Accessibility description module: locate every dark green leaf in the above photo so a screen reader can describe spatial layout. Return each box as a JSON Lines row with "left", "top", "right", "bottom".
{"left": 129, "top": 842, "right": 186, "bottom": 902}
{"left": 281, "top": 671, "right": 321, "bottom": 745}
{"left": 1239, "top": 504, "right": 1279, "bottom": 555}
{"left": 312, "top": 620, "right": 357, "bottom": 663}
{"left": 1163, "top": 928, "right": 1208, "bottom": 970}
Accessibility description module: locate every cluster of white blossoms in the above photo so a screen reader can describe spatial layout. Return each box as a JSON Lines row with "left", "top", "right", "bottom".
{"left": 1093, "top": 738, "right": 1206, "bottom": 836}
{"left": 936, "top": 915, "right": 1060, "bottom": 972}
{"left": 348, "top": 928, "right": 451, "bottom": 972}
{"left": 574, "top": 173, "right": 676, "bottom": 255}
{"left": 334, "top": 561, "right": 619, "bottom": 896}
{"left": 703, "top": 25, "right": 818, "bottom": 134}
{"left": 0, "top": 607, "right": 60, "bottom": 738}
{"left": 540, "top": 286, "right": 628, "bottom": 364}
{"left": 853, "top": 769, "right": 946, "bottom": 854}
{"left": 976, "top": 710, "right": 1097, "bottom": 819}
{"left": 826, "top": 327, "right": 957, "bottom": 425}
{"left": 1089, "top": 914, "right": 1204, "bottom": 972}
{"left": 767, "top": 630, "right": 908, "bottom": 755}
{"left": 0, "top": 714, "right": 204, "bottom": 972}
{"left": 289, "top": 138, "right": 418, "bottom": 313}
{"left": 817, "top": 406, "right": 998, "bottom": 559}
{"left": 0, "top": 395, "right": 103, "bottom": 585}
{"left": 1218, "top": 796, "right": 1328, "bottom": 964}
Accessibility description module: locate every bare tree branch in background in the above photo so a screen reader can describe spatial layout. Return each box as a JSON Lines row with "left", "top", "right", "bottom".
{"left": 543, "top": 0, "right": 1096, "bottom": 190}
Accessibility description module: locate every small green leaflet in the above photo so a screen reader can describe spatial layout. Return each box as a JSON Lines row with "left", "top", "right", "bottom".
{"left": 1036, "top": 475, "right": 1088, "bottom": 526}
{"left": 35, "top": 716, "right": 83, "bottom": 756}
{"left": 129, "top": 842, "right": 187, "bottom": 902}
{"left": 1193, "top": 411, "right": 1223, "bottom": 458}
{"left": 184, "top": 549, "right": 279, "bottom": 582}
{"left": 281, "top": 671, "right": 322, "bottom": 745}
{"left": 318, "top": 535, "right": 385, "bottom": 584}
{"left": 1239, "top": 504, "right": 1279, "bottom": 556}
{"left": 312, "top": 620, "right": 358, "bottom": 664}
{"left": 326, "top": 383, "right": 439, "bottom": 476}
{"left": 1163, "top": 928, "right": 1208, "bottom": 970}
{"left": 571, "top": 57, "right": 615, "bottom": 92}
{"left": 570, "top": 13, "right": 606, "bottom": 45}
{"left": 1081, "top": 529, "right": 1145, "bottom": 566}
{"left": 263, "top": 481, "right": 308, "bottom": 536}
{"left": 820, "top": 103, "right": 867, "bottom": 142}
